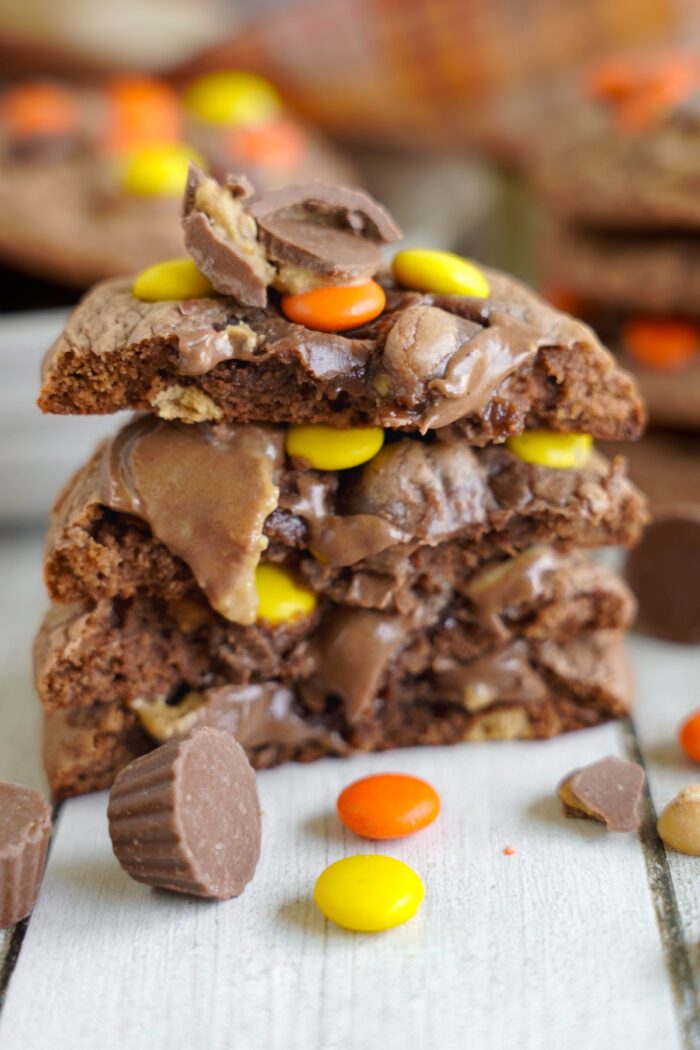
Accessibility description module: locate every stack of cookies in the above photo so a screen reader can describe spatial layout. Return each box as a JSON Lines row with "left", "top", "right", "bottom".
{"left": 530, "top": 50, "right": 700, "bottom": 430}
{"left": 34, "top": 165, "right": 648, "bottom": 799}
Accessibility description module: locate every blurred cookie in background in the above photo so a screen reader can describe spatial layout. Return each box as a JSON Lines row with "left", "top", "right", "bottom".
{"left": 0, "top": 71, "right": 356, "bottom": 288}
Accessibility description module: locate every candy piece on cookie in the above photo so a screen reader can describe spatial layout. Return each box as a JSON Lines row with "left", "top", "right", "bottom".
{"left": 392, "top": 249, "right": 490, "bottom": 298}
{"left": 184, "top": 71, "right": 281, "bottom": 128}
{"left": 108, "top": 727, "right": 261, "bottom": 900}
{"left": 0, "top": 782, "right": 52, "bottom": 928}
{"left": 558, "top": 755, "right": 645, "bottom": 831}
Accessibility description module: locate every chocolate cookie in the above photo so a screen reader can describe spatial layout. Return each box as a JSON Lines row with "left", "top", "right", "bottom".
{"left": 45, "top": 627, "right": 634, "bottom": 800}
{"left": 530, "top": 53, "right": 700, "bottom": 230}
{"left": 38, "top": 167, "right": 644, "bottom": 443}
{"left": 42, "top": 417, "right": 647, "bottom": 622}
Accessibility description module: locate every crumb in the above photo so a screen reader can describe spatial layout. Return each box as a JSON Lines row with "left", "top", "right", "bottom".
{"left": 503, "top": 846, "right": 516, "bottom": 856}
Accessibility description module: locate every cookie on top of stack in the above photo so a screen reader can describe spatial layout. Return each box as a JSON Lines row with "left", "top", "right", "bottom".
{"left": 35, "top": 165, "right": 648, "bottom": 799}
{"left": 530, "top": 50, "right": 700, "bottom": 429}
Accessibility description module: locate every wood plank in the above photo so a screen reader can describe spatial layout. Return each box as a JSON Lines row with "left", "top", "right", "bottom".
{"left": 0, "top": 725, "right": 684, "bottom": 1050}
{"left": 627, "top": 634, "right": 700, "bottom": 1048}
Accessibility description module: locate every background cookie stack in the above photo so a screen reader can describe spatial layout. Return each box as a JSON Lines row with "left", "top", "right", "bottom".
{"left": 0, "top": 70, "right": 354, "bottom": 288}
{"left": 530, "top": 50, "right": 700, "bottom": 434}
{"left": 34, "top": 165, "right": 648, "bottom": 799}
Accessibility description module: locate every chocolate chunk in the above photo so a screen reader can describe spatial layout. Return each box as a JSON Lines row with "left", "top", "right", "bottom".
{"left": 104, "top": 417, "right": 282, "bottom": 625}
{"left": 0, "top": 782, "right": 52, "bottom": 927}
{"left": 558, "top": 755, "right": 645, "bottom": 832}
{"left": 182, "top": 165, "right": 272, "bottom": 306}
{"left": 624, "top": 505, "right": 700, "bottom": 644}
{"left": 301, "top": 607, "right": 409, "bottom": 721}
{"left": 248, "top": 182, "right": 401, "bottom": 290}
{"left": 107, "top": 727, "right": 261, "bottom": 900}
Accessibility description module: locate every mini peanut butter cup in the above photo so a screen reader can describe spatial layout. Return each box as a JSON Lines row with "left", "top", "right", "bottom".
{"left": 107, "top": 726, "right": 261, "bottom": 900}
{"left": 0, "top": 782, "right": 52, "bottom": 927}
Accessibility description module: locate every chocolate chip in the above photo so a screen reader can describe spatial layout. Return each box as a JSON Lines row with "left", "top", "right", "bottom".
{"left": 108, "top": 727, "right": 261, "bottom": 900}
{"left": 558, "top": 755, "right": 645, "bottom": 832}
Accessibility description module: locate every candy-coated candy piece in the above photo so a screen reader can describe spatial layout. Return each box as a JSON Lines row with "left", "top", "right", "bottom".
{"left": 392, "top": 249, "right": 490, "bottom": 298}
{"left": 585, "top": 54, "right": 699, "bottom": 130}
{"left": 132, "top": 259, "right": 214, "bottom": 302}
{"left": 281, "top": 280, "right": 386, "bottom": 333}
{"left": 679, "top": 711, "right": 700, "bottom": 762}
{"left": 121, "top": 143, "right": 204, "bottom": 197}
{"left": 286, "top": 424, "right": 384, "bottom": 471}
{"left": 103, "top": 76, "right": 181, "bottom": 153}
{"left": 313, "top": 855, "right": 424, "bottom": 932}
{"left": 226, "top": 119, "right": 304, "bottom": 168}
{"left": 506, "top": 431, "right": 593, "bottom": 470}
{"left": 2, "top": 82, "right": 78, "bottom": 137}
{"left": 184, "top": 71, "right": 281, "bottom": 127}
{"left": 657, "top": 785, "right": 700, "bottom": 856}
{"left": 255, "top": 564, "right": 317, "bottom": 626}
{"left": 622, "top": 318, "right": 699, "bottom": 371}
{"left": 337, "top": 773, "right": 440, "bottom": 840}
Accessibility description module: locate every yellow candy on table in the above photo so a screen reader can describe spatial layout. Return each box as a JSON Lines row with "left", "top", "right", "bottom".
{"left": 506, "top": 431, "right": 593, "bottom": 470}
{"left": 121, "top": 143, "right": 204, "bottom": 197}
{"left": 314, "top": 855, "right": 424, "bottom": 932}
{"left": 255, "top": 564, "right": 317, "bottom": 626}
{"left": 184, "top": 71, "right": 282, "bottom": 127}
{"left": 132, "top": 259, "right": 214, "bottom": 302}
{"left": 392, "top": 249, "right": 490, "bottom": 298}
{"left": 286, "top": 424, "right": 384, "bottom": 471}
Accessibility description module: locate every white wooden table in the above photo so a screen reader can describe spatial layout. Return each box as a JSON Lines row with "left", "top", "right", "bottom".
{"left": 0, "top": 532, "right": 699, "bottom": 1050}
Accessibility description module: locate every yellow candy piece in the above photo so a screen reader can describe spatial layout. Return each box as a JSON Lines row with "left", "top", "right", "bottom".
{"left": 286, "top": 424, "right": 384, "bottom": 471}
{"left": 506, "top": 431, "right": 593, "bottom": 470}
{"left": 255, "top": 564, "right": 317, "bottom": 626}
{"left": 121, "top": 143, "right": 204, "bottom": 197}
{"left": 392, "top": 249, "right": 490, "bottom": 298}
{"left": 132, "top": 259, "right": 214, "bottom": 302}
{"left": 314, "top": 854, "right": 424, "bottom": 932}
{"left": 184, "top": 71, "right": 281, "bottom": 127}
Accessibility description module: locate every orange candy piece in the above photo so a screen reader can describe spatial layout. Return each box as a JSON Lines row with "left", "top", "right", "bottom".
{"left": 281, "top": 280, "right": 385, "bottom": 332}
{"left": 622, "top": 318, "right": 700, "bottom": 371}
{"left": 102, "top": 77, "right": 181, "bottom": 154}
{"left": 337, "top": 773, "right": 441, "bottom": 840}
{"left": 2, "top": 82, "right": 78, "bottom": 138}
{"left": 585, "top": 53, "right": 700, "bottom": 130}
{"left": 679, "top": 711, "right": 700, "bottom": 763}
{"left": 226, "top": 119, "right": 305, "bottom": 169}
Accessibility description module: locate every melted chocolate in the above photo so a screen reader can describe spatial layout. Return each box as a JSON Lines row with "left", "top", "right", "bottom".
{"left": 102, "top": 417, "right": 282, "bottom": 624}
{"left": 302, "top": 607, "right": 409, "bottom": 721}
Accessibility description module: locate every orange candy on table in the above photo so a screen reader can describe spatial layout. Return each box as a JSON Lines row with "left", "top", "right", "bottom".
{"left": 679, "top": 711, "right": 700, "bottom": 763}
{"left": 337, "top": 773, "right": 441, "bottom": 840}
{"left": 102, "top": 77, "right": 182, "bottom": 154}
{"left": 281, "top": 280, "right": 386, "bottom": 333}
{"left": 2, "top": 82, "right": 78, "bottom": 138}
{"left": 621, "top": 318, "right": 700, "bottom": 372}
